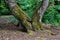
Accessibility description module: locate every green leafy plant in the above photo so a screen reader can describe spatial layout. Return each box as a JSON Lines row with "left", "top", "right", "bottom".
{"left": 0, "top": 0, "right": 10, "bottom": 16}
{"left": 16, "top": 0, "right": 42, "bottom": 18}
{"left": 42, "top": 5, "right": 60, "bottom": 26}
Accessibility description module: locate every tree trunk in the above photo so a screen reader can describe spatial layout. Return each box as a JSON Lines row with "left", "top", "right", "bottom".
{"left": 38, "top": 0, "right": 49, "bottom": 22}
{"left": 5, "top": 0, "right": 49, "bottom": 32}
{"left": 5, "top": 0, "right": 33, "bottom": 33}
{"left": 31, "top": 0, "right": 49, "bottom": 31}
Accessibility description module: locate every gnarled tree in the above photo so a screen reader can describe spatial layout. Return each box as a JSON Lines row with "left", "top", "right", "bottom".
{"left": 32, "top": 0, "right": 49, "bottom": 31}
{"left": 5, "top": 0, "right": 49, "bottom": 33}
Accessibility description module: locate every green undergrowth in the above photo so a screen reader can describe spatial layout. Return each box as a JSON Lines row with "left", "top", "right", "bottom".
{"left": 0, "top": 0, "right": 60, "bottom": 27}
{"left": 42, "top": 5, "right": 60, "bottom": 27}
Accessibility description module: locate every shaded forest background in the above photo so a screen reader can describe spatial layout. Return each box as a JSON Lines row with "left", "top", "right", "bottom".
{"left": 0, "top": 0, "right": 60, "bottom": 27}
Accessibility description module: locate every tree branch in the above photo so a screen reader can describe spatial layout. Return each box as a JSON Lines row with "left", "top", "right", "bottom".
{"left": 38, "top": 0, "right": 49, "bottom": 22}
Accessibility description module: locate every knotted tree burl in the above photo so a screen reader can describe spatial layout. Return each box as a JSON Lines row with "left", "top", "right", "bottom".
{"left": 5, "top": 0, "right": 49, "bottom": 33}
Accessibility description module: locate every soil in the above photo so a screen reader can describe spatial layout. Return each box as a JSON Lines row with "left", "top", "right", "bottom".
{"left": 0, "top": 23, "right": 60, "bottom": 40}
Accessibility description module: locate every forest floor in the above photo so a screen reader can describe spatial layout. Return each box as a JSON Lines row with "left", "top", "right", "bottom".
{"left": 0, "top": 16, "right": 60, "bottom": 40}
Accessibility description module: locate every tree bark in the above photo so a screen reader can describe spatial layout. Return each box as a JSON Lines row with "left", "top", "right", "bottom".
{"left": 5, "top": 0, "right": 33, "bottom": 33}
{"left": 5, "top": 0, "right": 49, "bottom": 32}
{"left": 31, "top": 0, "right": 49, "bottom": 31}
{"left": 38, "top": 0, "right": 49, "bottom": 22}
